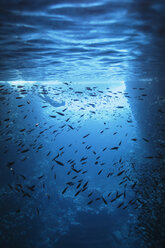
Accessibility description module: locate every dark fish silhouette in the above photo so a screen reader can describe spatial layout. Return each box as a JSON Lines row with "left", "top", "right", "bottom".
{"left": 20, "top": 128, "right": 26, "bottom": 132}
{"left": 83, "top": 134, "right": 90, "bottom": 138}
{"left": 117, "top": 202, "right": 124, "bottom": 208}
{"left": 38, "top": 175, "right": 44, "bottom": 179}
{"left": 7, "top": 161, "right": 15, "bottom": 167}
{"left": 80, "top": 157, "right": 87, "bottom": 162}
{"left": 66, "top": 182, "right": 74, "bottom": 186}
{"left": 20, "top": 174, "right": 26, "bottom": 180}
{"left": 143, "top": 138, "right": 149, "bottom": 142}
{"left": 56, "top": 112, "right": 64, "bottom": 116}
{"left": 26, "top": 185, "right": 35, "bottom": 192}
{"left": 62, "top": 187, "right": 68, "bottom": 194}
{"left": 68, "top": 125, "right": 74, "bottom": 129}
{"left": 102, "top": 197, "right": 107, "bottom": 205}
{"left": 55, "top": 160, "right": 64, "bottom": 166}
{"left": 83, "top": 181, "right": 88, "bottom": 188}
{"left": 98, "top": 169, "right": 103, "bottom": 175}
{"left": 116, "top": 106, "right": 124, "bottom": 108}
{"left": 117, "top": 170, "right": 125, "bottom": 176}
{"left": 87, "top": 200, "right": 93, "bottom": 205}
{"left": 75, "top": 190, "right": 81, "bottom": 197}
{"left": 88, "top": 192, "right": 93, "bottom": 197}
{"left": 37, "top": 208, "right": 40, "bottom": 215}
{"left": 110, "top": 147, "right": 119, "bottom": 150}
{"left": 131, "top": 182, "right": 136, "bottom": 189}
{"left": 111, "top": 198, "right": 117, "bottom": 203}
{"left": 21, "top": 149, "right": 29, "bottom": 153}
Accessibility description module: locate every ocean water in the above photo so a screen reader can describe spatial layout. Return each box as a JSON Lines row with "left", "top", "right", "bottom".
{"left": 0, "top": 1, "right": 165, "bottom": 248}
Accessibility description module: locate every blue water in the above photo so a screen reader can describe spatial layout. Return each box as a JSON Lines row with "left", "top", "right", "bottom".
{"left": 0, "top": 0, "right": 165, "bottom": 82}
{"left": 0, "top": 1, "right": 165, "bottom": 248}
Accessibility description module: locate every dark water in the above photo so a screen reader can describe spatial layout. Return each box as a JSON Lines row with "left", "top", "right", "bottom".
{"left": 0, "top": 1, "right": 165, "bottom": 248}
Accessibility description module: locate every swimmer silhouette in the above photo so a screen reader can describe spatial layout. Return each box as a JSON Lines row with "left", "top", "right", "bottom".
{"left": 38, "top": 86, "right": 65, "bottom": 107}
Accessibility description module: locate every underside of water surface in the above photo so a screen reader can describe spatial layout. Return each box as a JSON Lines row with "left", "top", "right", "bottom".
{"left": 0, "top": 0, "right": 165, "bottom": 248}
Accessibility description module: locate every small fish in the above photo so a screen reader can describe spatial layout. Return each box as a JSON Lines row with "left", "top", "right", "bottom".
{"left": 36, "top": 208, "right": 40, "bottom": 215}
{"left": 62, "top": 108, "right": 67, "bottom": 112}
{"left": 76, "top": 183, "right": 81, "bottom": 189}
{"left": 117, "top": 202, "right": 124, "bottom": 208}
{"left": 49, "top": 115, "right": 56, "bottom": 118}
{"left": 26, "top": 185, "right": 35, "bottom": 192}
{"left": 116, "top": 106, "right": 124, "bottom": 108}
{"left": 23, "top": 192, "right": 31, "bottom": 198}
{"left": 20, "top": 174, "right": 26, "bottom": 180}
{"left": 98, "top": 169, "right": 103, "bottom": 175}
{"left": 68, "top": 125, "right": 74, "bottom": 130}
{"left": 62, "top": 187, "right": 68, "bottom": 194}
{"left": 20, "top": 128, "right": 26, "bottom": 132}
{"left": 131, "top": 182, "right": 136, "bottom": 189}
{"left": 75, "top": 91, "right": 83, "bottom": 94}
{"left": 56, "top": 112, "right": 64, "bottom": 116}
{"left": 83, "top": 181, "right": 88, "bottom": 188}
{"left": 158, "top": 109, "right": 164, "bottom": 113}
{"left": 110, "top": 147, "right": 119, "bottom": 150}
{"left": 82, "top": 170, "right": 87, "bottom": 174}
{"left": 87, "top": 200, "right": 93, "bottom": 205}
{"left": 107, "top": 172, "right": 113, "bottom": 178}
{"left": 7, "top": 161, "right": 15, "bottom": 167}
{"left": 102, "top": 197, "right": 107, "bottom": 205}
{"left": 117, "top": 170, "right": 125, "bottom": 176}
{"left": 38, "top": 175, "right": 44, "bottom": 179}
{"left": 72, "top": 176, "right": 78, "bottom": 179}
{"left": 75, "top": 190, "right": 81, "bottom": 197}
{"left": 143, "top": 138, "right": 149, "bottom": 142}
{"left": 8, "top": 184, "right": 13, "bottom": 190}
{"left": 80, "top": 157, "right": 87, "bottom": 162}
{"left": 66, "top": 182, "right": 74, "bottom": 186}
{"left": 85, "top": 189, "right": 91, "bottom": 196}
{"left": 83, "top": 134, "right": 90, "bottom": 138}
{"left": 55, "top": 160, "right": 64, "bottom": 166}
{"left": 131, "top": 138, "right": 137, "bottom": 141}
